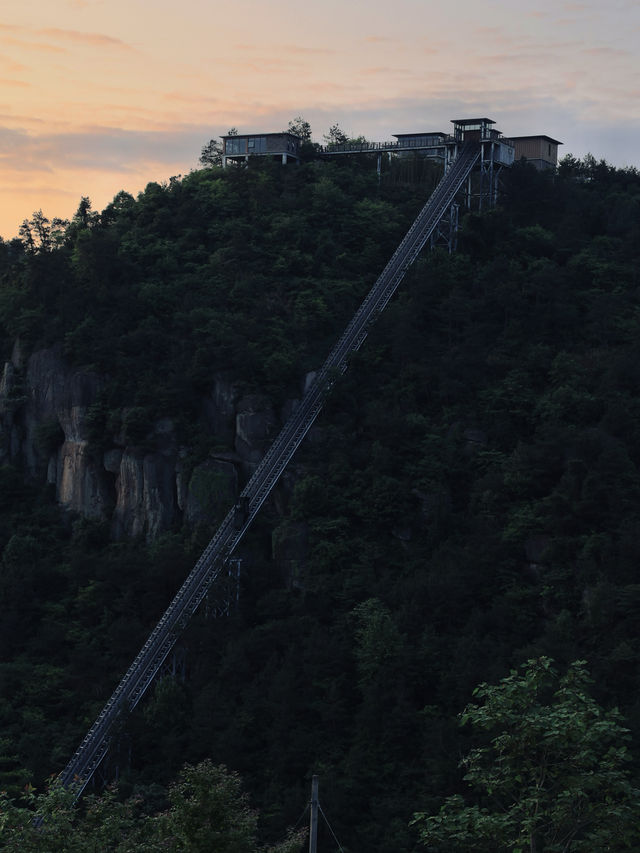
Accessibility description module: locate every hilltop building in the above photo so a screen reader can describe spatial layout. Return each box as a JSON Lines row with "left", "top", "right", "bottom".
{"left": 219, "top": 119, "right": 562, "bottom": 173}
{"left": 221, "top": 132, "right": 301, "bottom": 166}
{"left": 511, "top": 135, "right": 563, "bottom": 170}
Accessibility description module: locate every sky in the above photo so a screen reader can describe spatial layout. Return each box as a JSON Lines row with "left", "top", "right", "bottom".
{"left": 1, "top": 0, "right": 639, "bottom": 239}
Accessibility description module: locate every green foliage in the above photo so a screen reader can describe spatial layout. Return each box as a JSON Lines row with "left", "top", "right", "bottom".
{"left": 286, "top": 117, "right": 312, "bottom": 143}
{"left": 1, "top": 150, "right": 640, "bottom": 852}
{"left": 323, "top": 123, "right": 348, "bottom": 146}
{"left": 0, "top": 761, "right": 306, "bottom": 852}
{"left": 199, "top": 139, "right": 223, "bottom": 168}
{"left": 157, "top": 760, "right": 259, "bottom": 851}
{"left": 413, "top": 658, "right": 640, "bottom": 851}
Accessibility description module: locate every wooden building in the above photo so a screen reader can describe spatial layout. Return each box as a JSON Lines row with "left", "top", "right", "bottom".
{"left": 221, "top": 132, "right": 301, "bottom": 166}
{"left": 511, "top": 135, "right": 563, "bottom": 170}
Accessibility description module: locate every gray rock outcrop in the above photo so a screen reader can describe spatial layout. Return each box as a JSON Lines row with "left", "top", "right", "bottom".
{"left": 0, "top": 346, "right": 294, "bottom": 541}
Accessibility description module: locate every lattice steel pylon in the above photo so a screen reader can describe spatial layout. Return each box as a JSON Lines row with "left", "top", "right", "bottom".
{"left": 58, "top": 140, "right": 481, "bottom": 798}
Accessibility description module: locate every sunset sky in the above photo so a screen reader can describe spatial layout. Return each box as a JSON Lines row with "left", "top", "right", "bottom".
{"left": 1, "top": 0, "right": 638, "bottom": 239}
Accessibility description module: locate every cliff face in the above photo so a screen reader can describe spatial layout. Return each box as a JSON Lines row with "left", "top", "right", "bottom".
{"left": 0, "top": 343, "right": 285, "bottom": 541}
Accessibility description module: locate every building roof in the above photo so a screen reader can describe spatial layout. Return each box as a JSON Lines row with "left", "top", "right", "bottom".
{"left": 451, "top": 118, "right": 495, "bottom": 126}
{"left": 392, "top": 131, "right": 447, "bottom": 139}
{"left": 220, "top": 131, "right": 301, "bottom": 140}
{"left": 511, "top": 135, "right": 563, "bottom": 145}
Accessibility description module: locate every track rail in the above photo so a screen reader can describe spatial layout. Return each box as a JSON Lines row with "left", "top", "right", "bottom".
{"left": 59, "top": 140, "right": 480, "bottom": 795}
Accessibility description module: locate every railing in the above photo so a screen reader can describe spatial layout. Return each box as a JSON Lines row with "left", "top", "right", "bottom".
{"left": 58, "top": 140, "right": 481, "bottom": 797}
{"left": 320, "top": 135, "right": 456, "bottom": 155}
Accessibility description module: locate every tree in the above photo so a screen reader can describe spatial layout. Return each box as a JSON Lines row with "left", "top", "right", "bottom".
{"left": 286, "top": 117, "right": 311, "bottom": 143}
{"left": 0, "top": 762, "right": 306, "bottom": 852}
{"left": 199, "top": 139, "right": 223, "bottom": 168}
{"left": 156, "top": 761, "right": 260, "bottom": 852}
{"left": 323, "top": 123, "right": 348, "bottom": 147}
{"left": 72, "top": 196, "right": 97, "bottom": 229}
{"left": 18, "top": 210, "right": 68, "bottom": 252}
{"left": 412, "top": 658, "right": 640, "bottom": 852}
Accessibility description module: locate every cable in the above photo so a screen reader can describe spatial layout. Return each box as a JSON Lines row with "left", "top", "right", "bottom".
{"left": 319, "top": 803, "right": 345, "bottom": 852}
{"left": 291, "top": 802, "right": 310, "bottom": 832}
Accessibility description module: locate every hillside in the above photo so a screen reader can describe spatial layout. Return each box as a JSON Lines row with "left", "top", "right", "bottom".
{"left": 1, "top": 153, "right": 640, "bottom": 851}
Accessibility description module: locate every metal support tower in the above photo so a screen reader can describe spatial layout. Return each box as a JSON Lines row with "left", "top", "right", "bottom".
{"left": 430, "top": 202, "right": 460, "bottom": 253}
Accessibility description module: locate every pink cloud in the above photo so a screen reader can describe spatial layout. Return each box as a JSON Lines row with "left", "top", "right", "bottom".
{"left": 583, "top": 46, "right": 631, "bottom": 57}
{"left": 280, "top": 44, "right": 335, "bottom": 55}
{"left": 360, "top": 67, "right": 410, "bottom": 76}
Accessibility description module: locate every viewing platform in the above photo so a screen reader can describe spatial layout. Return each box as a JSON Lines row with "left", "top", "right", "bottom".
{"left": 319, "top": 132, "right": 454, "bottom": 157}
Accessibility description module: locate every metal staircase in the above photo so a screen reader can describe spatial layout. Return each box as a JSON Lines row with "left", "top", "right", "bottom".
{"left": 58, "top": 140, "right": 481, "bottom": 796}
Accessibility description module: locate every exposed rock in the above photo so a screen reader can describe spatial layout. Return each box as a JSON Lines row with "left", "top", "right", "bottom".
{"left": 11, "top": 338, "right": 25, "bottom": 369}
{"left": 303, "top": 371, "right": 317, "bottom": 394}
{"left": 104, "top": 449, "right": 123, "bottom": 474}
{"left": 57, "top": 440, "right": 112, "bottom": 518}
{"left": 0, "top": 343, "right": 291, "bottom": 541}
{"left": 203, "top": 375, "right": 240, "bottom": 445}
{"left": 175, "top": 450, "right": 190, "bottom": 513}
{"left": 112, "top": 449, "right": 178, "bottom": 540}
{"left": 21, "top": 347, "right": 101, "bottom": 474}
{"left": 235, "top": 394, "right": 278, "bottom": 465}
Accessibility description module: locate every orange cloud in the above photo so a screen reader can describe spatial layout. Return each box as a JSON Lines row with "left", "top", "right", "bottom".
{"left": 38, "top": 27, "right": 133, "bottom": 49}
{"left": 0, "top": 34, "right": 66, "bottom": 53}
{"left": 0, "top": 23, "right": 132, "bottom": 50}
{"left": 0, "top": 56, "right": 29, "bottom": 73}
{"left": 233, "top": 42, "right": 334, "bottom": 55}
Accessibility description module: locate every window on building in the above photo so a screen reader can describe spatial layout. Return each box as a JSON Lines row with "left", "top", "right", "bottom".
{"left": 247, "top": 136, "right": 267, "bottom": 154}
{"left": 226, "top": 137, "right": 246, "bottom": 155}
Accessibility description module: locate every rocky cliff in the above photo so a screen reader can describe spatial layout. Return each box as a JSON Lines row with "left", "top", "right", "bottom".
{"left": 0, "top": 342, "right": 285, "bottom": 541}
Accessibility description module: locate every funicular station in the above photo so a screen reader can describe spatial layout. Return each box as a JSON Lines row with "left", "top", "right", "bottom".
{"left": 323, "top": 117, "right": 515, "bottom": 206}
{"left": 321, "top": 117, "right": 559, "bottom": 249}
{"left": 221, "top": 118, "right": 559, "bottom": 250}
{"left": 324, "top": 117, "right": 518, "bottom": 251}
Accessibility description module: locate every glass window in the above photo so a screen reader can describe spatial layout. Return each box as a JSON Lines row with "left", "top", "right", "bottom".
{"left": 226, "top": 137, "right": 246, "bottom": 155}
{"left": 247, "top": 137, "right": 266, "bottom": 154}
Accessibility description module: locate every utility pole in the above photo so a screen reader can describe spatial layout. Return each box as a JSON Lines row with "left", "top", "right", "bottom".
{"left": 309, "top": 775, "right": 319, "bottom": 853}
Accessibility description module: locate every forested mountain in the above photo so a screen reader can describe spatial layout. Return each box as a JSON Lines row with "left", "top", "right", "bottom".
{"left": 1, "top": 151, "right": 640, "bottom": 851}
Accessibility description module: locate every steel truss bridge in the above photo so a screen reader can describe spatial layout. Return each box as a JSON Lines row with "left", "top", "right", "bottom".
{"left": 59, "top": 139, "right": 482, "bottom": 796}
